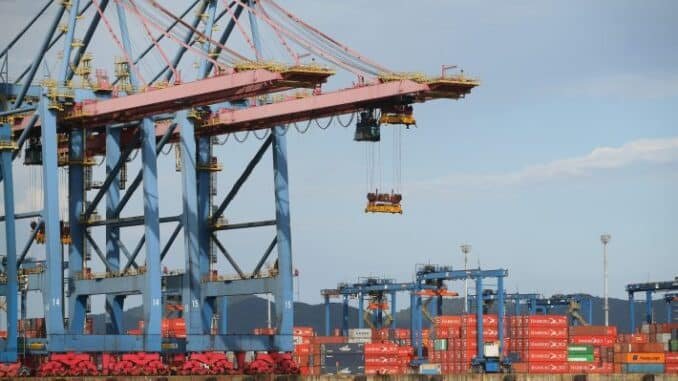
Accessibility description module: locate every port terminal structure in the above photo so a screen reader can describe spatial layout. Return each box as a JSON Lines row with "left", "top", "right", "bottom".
{"left": 626, "top": 277, "right": 678, "bottom": 333}
{"left": 0, "top": 0, "right": 479, "bottom": 365}
{"left": 321, "top": 266, "right": 508, "bottom": 367}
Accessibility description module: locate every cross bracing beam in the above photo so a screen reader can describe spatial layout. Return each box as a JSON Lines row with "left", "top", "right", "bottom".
{"left": 85, "top": 214, "right": 181, "bottom": 228}
{"left": 211, "top": 234, "right": 246, "bottom": 279}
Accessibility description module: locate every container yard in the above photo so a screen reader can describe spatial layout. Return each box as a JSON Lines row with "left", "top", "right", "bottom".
{"left": 0, "top": 0, "right": 676, "bottom": 380}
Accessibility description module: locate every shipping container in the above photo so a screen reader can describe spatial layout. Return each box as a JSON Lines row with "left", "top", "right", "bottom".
{"left": 614, "top": 352, "right": 665, "bottom": 364}
{"left": 567, "top": 354, "right": 594, "bottom": 362}
{"left": 419, "top": 363, "right": 441, "bottom": 375}
{"left": 621, "top": 363, "right": 665, "bottom": 374}
{"left": 322, "top": 343, "right": 364, "bottom": 355}
{"left": 567, "top": 344, "right": 593, "bottom": 354}
{"left": 569, "top": 325, "right": 617, "bottom": 337}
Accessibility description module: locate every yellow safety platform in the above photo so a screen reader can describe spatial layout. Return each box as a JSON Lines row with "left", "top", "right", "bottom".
{"left": 379, "top": 113, "right": 416, "bottom": 126}
{"left": 365, "top": 202, "right": 403, "bottom": 214}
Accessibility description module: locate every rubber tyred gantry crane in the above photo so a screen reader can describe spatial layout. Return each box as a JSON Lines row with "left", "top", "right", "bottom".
{"left": 0, "top": 0, "right": 478, "bottom": 375}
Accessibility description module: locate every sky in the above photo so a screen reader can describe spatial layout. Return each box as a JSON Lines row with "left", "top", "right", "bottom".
{"left": 0, "top": 0, "right": 676, "bottom": 315}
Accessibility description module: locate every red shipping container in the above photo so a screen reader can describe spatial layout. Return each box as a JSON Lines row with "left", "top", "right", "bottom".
{"left": 294, "top": 344, "right": 311, "bottom": 355}
{"left": 667, "top": 363, "right": 678, "bottom": 374}
{"left": 570, "top": 325, "right": 617, "bottom": 337}
{"left": 461, "top": 314, "right": 498, "bottom": 326}
{"left": 524, "top": 350, "right": 567, "bottom": 362}
{"left": 569, "top": 335, "right": 615, "bottom": 347}
{"left": 365, "top": 357, "right": 399, "bottom": 366}
{"left": 364, "top": 366, "right": 400, "bottom": 375}
{"left": 364, "top": 342, "right": 398, "bottom": 355}
{"left": 568, "top": 362, "right": 613, "bottom": 374}
{"left": 666, "top": 352, "right": 678, "bottom": 364}
{"left": 311, "top": 336, "right": 346, "bottom": 344}
{"left": 523, "top": 326, "right": 568, "bottom": 339}
{"left": 528, "top": 362, "right": 568, "bottom": 373}
{"left": 434, "top": 315, "right": 462, "bottom": 326}
{"left": 293, "top": 326, "right": 314, "bottom": 337}
{"left": 512, "top": 362, "right": 528, "bottom": 373}
{"left": 523, "top": 315, "right": 568, "bottom": 327}
{"left": 524, "top": 338, "right": 568, "bottom": 350}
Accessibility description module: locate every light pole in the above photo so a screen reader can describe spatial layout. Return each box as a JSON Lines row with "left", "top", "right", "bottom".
{"left": 600, "top": 234, "right": 611, "bottom": 326}
{"left": 461, "top": 244, "right": 472, "bottom": 313}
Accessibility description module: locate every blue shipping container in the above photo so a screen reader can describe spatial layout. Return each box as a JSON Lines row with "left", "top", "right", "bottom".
{"left": 322, "top": 343, "right": 365, "bottom": 355}
{"left": 321, "top": 353, "right": 364, "bottom": 367}
{"left": 320, "top": 365, "right": 365, "bottom": 375}
{"left": 622, "top": 363, "right": 665, "bottom": 374}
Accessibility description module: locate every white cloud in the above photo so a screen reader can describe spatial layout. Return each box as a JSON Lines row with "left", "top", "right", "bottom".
{"left": 416, "top": 137, "right": 678, "bottom": 191}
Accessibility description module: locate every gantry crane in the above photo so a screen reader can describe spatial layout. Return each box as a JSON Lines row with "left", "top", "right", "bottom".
{"left": 626, "top": 277, "right": 678, "bottom": 332}
{"left": 413, "top": 265, "right": 510, "bottom": 372}
{"left": 0, "top": 0, "right": 478, "bottom": 372}
{"left": 665, "top": 293, "right": 678, "bottom": 324}
{"left": 321, "top": 277, "right": 441, "bottom": 337}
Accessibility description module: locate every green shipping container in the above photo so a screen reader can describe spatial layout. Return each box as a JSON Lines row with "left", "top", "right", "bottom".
{"left": 433, "top": 339, "right": 447, "bottom": 351}
{"left": 568, "top": 354, "right": 594, "bottom": 362}
{"left": 670, "top": 339, "right": 678, "bottom": 352}
{"left": 567, "top": 344, "right": 594, "bottom": 354}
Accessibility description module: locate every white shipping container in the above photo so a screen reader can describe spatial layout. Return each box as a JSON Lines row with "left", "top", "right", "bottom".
{"left": 293, "top": 336, "right": 304, "bottom": 345}
{"left": 483, "top": 342, "right": 500, "bottom": 358}
{"left": 655, "top": 333, "right": 671, "bottom": 344}
{"left": 348, "top": 328, "right": 372, "bottom": 339}
{"left": 347, "top": 337, "right": 371, "bottom": 344}
{"left": 419, "top": 363, "right": 441, "bottom": 375}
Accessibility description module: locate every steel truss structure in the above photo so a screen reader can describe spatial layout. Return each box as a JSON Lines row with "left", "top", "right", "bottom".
{"left": 626, "top": 277, "right": 678, "bottom": 333}
{"left": 0, "top": 0, "right": 477, "bottom": 368}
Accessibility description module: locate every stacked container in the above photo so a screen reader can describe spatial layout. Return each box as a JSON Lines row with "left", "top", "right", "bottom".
{"left": 292, "top": 326, "right": 316, "bottom": 375}
{"left": 321, "top": 343, "right": 365, "bottom": 375}
{"left": 364, "top": 342, "right": 404, "bottom": 374}
{"left": 666, "top": 352, "right": 678, "bottom": 374}
{"left": 429, "top": 314, "right": 499, "bottom": 374}
{"left": 568, "top": 325, "right": 615, "bottom": 373}
{"left": 508, "top": 315, "right": 569, "bottom": 374}
{"left": 348, "top": 328, "right": 372, "bottom": 344}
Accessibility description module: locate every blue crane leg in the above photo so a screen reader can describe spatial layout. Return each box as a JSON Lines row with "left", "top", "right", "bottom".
{"left": 272, "top": 128, "right": 294, "bottom": 351}
{"left": 178, "top": 110, "right": 203, "bottom": 350}
{"left": 67, "top": 128, "right": 87, "bottom": 334}
{"left": 324, "top": 295, "right": 330, "bottom": 336}
{"left": 358, "top": 294, "right": 364, "bottom": 329}
{"left": 105, "top": 127, "right": 124, "bottom": 333}
{"left": 476, "top": 276, "right": 483, "bottom": 362}
{"left": 39, "top": 94, "right": 66, "bottom": 344}
{"left": 629, "top": 292, "right": 635, "bottom": 333}
{"left": 0, "top": 122, "right": 18, "bottom": 362}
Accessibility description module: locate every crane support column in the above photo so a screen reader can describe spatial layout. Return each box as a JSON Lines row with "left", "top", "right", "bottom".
{"left": 179, "top": 110, "right": 204, "bottom": 350}
{"left": 475, "top": 276, "right": 483, "bottom": 362}
{"left": 342, "top": 295, "right": 349, "bottom": 336}
{"left": 39, "top": 92, "right": 66, "bottom": 343}
{"left": 67, "top": 126, "right": 87, "bottom": 334}
{"left": 105, "top": 126, "right": 124, "bottom": 334}
{"left": 497, "top": 275, "right": 505, "bottom": 357}
{"left": 645, "top": 290, "right": 653, "bottom": 325}
{"left": 358, "top": 293, "right": 364, "bottom": 329}
{"left": 115, "top": 2, "right": 162, "bottom": 351}
{"left": 629, "top": 292, "right": 635, "bottom": 333}
{"left": 391, "top": 291, "right": 397, "bottom": 329}
{"left": 324, "top": 295, "right": 330, "bottom": 336}
{"left": 0, "top": 120, "right": 18, "bottom": 362}
{"left": 272, "top": 127, "right": 294, "bottom": 351}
